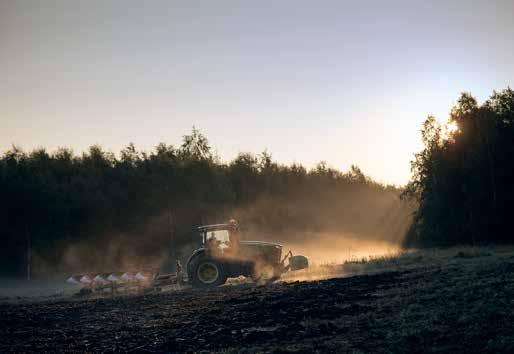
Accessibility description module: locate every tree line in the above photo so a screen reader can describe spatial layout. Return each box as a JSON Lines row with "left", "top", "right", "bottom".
{"left": 4, "top": 88, "right": 511, "bottom": 277}
{"left": 404, "top": 88, "right": 514, "bottom": 247}
{"left": 0, "top": 128, "right": 409, "bottom": 277}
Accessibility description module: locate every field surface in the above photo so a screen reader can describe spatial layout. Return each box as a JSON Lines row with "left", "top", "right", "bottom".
{"left": 1, "top": 249, "right": 514, "bottom": 353}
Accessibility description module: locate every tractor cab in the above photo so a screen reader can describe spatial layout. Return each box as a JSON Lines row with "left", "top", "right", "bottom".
{"left": 198, "top": 223, "right": 240, "bottom": 255}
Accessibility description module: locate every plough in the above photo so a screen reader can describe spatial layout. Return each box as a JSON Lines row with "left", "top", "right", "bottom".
{"left": 67, "top": 262, "right": 185, "bottom": 295}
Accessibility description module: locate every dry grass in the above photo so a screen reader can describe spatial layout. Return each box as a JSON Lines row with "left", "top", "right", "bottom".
{"left": 283, "top": 245, "right": 514, "bottom": 283}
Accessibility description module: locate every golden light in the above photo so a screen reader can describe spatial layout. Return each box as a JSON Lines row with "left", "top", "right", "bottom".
{"left": 447, "top": 121, "right": 459, "bottom": 133}
{"left": 443, "top": 121, "right": 459, "bottom": 139}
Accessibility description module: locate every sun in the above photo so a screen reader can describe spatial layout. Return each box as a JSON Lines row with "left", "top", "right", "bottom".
{"left": 447, "top": 121, "right": 459, "bottom": 133}
{"left": 442, "top": 121, "right": 459, "bottom": 139}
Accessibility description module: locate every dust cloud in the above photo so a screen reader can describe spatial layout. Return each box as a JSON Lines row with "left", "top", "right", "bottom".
{"left": 29, "top": 234, "right": 170, "bottom": 279}
{"left": 277, "top": 232, "right": 401, "bottom": 282}
{"left": 282, "top": 232, "right": 401, "bottom": 265}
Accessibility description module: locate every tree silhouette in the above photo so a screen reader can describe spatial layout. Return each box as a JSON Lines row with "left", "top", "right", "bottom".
{"left": 404, "top": 88, "right": 514, "bottom": 247}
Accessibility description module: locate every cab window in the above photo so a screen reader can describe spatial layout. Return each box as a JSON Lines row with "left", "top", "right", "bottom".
{"left": 205, "top": 230, "right": 230, "bottom": 249}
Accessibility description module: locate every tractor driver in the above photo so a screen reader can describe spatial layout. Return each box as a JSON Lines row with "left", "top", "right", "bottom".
{"left": 228, "top": 219, "right": 240, "bottom": 254}
{"left": 206, "top": 233, "right": 221, "bottom": 256}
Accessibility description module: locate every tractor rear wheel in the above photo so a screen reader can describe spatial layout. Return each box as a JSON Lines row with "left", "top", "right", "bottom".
{"left": 189, "top": 256, "right": 227, "bottom": 288}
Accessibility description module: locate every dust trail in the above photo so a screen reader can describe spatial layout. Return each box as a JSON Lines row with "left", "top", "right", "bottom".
{"left": 30, "top": 234, "right": 170, "bottom": 279}
{"left": 281, "top": 232, "right": 401, "bottom": 282}
{"left": 283, "top": 232, "right": 401, "bottom": 264}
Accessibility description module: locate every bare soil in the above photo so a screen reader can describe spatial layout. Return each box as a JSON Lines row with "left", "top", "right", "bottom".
{"left": 1, "top": 255, "right": 514, "bottom": 353}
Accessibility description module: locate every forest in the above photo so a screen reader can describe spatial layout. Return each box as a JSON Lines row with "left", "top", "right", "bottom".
{"left": 2, "top": 87, "right": 512, "bottom": 278}
{"left": 0, "top": 129, "right": 410, "bottom": 277}
{"left": 404, "top": 87, "right": 514, "bottom": 247}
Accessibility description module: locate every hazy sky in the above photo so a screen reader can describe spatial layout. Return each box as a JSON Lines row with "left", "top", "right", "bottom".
{"left": 1, "top": 1, "right": 513, "bottom": 185}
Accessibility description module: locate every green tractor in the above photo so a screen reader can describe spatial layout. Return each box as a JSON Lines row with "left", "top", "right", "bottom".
{"left": 186, "top": 222, "right": 309, "bottom": 288}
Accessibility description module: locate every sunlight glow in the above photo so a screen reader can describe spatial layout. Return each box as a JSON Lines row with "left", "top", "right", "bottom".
{"left": 447, "top": 121, "right": 459, "bottom": 134}
{"left": 442, "top": 121, "right": 460, "bottom": 140}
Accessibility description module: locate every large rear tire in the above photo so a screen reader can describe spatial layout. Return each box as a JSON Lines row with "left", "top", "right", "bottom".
{"left": 189, "top": 256, "right": 227, "bottom": 288}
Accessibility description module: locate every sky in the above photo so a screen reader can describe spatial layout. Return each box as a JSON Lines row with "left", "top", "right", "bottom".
{"left": 1, "top": 1, "right": 514, "bottom": 185}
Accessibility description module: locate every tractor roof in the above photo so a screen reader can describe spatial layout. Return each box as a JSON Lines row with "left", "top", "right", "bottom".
{"left": 198, "top": 223, "right": 236, "bottom": 232}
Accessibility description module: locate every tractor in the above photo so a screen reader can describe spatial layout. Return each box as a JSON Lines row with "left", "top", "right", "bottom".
{"left": 187, "top": 222, "right": 309, "bottom": 288}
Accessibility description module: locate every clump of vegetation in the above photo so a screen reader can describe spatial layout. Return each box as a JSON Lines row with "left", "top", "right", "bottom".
{"left": 341, "top": 246, "right": 502, "bottom": 275}
{"left": 404, "top": 88, "right": 514, "bottom": 248}
{"left": 454, "top": 248, "right": 492, "bottom": 259}
{"left": 343, "top": 251, "right": 424, "bottom": 273}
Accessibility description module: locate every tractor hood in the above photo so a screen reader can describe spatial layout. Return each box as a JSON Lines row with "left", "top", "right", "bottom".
{"left": 240, "top": 241, "right": 282, "bottom": 248}
{"left": 239, "top": 241, "right": 282, "bottom": 265}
